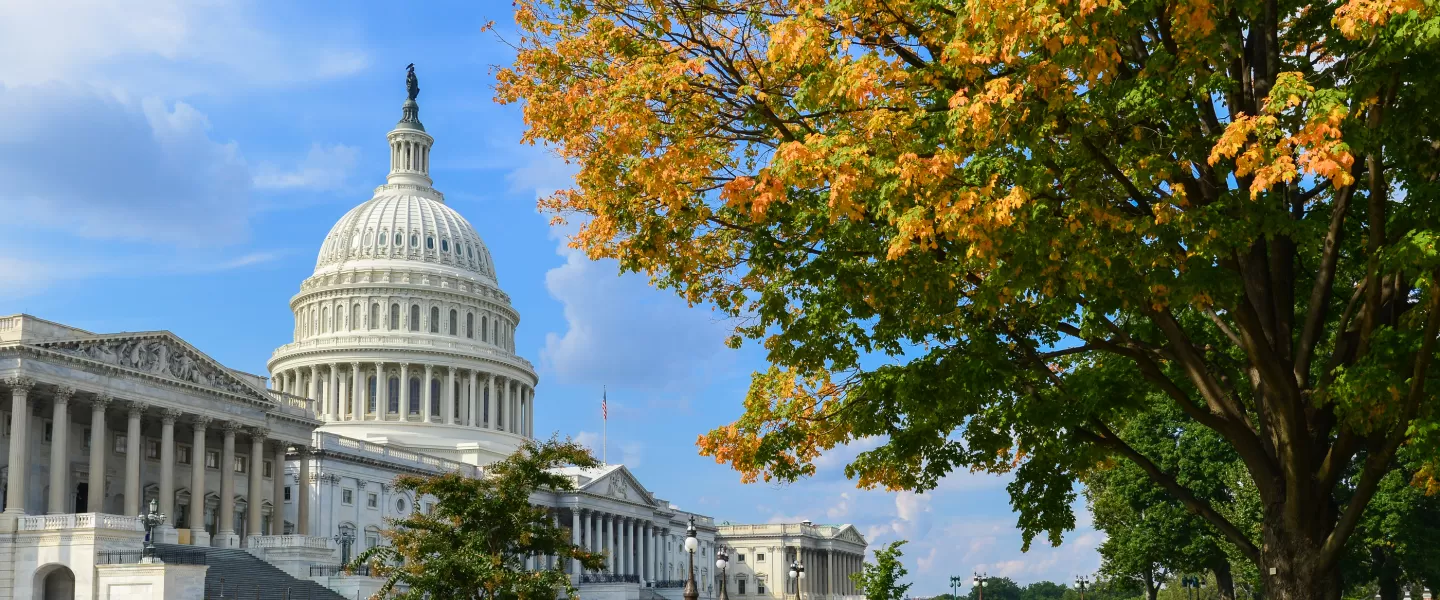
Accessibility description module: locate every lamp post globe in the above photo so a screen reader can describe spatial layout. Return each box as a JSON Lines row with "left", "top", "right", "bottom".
{"left": 683, "top": 516, "right": 700, "bottom": 600}
{"left": 716, "top": 547, "right": 730, "bottom": 600}
{"left": 140, "top": 498, "right": 166, "bottom": 562}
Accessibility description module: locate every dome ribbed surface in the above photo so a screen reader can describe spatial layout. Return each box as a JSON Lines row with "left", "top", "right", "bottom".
{"left": 315, "top": 193, "right": 497, "bottom": 281}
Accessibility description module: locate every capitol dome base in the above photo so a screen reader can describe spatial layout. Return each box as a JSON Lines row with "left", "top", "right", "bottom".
{"left": 316, "top": 421, "right": 526, "bottom": 467}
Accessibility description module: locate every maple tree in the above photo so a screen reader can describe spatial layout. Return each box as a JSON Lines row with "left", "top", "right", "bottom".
{"left": 495, "top": 0, "right": 1440, "bottom": 596}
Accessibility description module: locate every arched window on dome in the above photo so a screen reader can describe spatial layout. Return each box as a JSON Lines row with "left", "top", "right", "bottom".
{"left": 388, "top": 377, "right": 400, "bottom": 414}
{"left": 430, "top": 379, "right": 441, "bottom": 417}
{"left": 390, "top": 304, "right": 400, "bottom": 330}
{"left": 363, "top": 231, "right": 373, "bottom": 247}
{"left": 426, "top": 236, "right": 435, "bottom": 250}
{"left": 379, "top": 231, "right": 388, "bottom": 246}
{"left": 466, "top": 313, "right": 474, "bottom": 339}
{"left": 408, "top": 378, "right": 422, "bottom": 414}
{"left": 370, "top": 303, "right": 379, "bottom": 330}
{"left": 396, "top": 233, "right": 403, "bottom": 246}
{"left": 448, "top": 309, "right": 457, "bottom": 335}
{"left": 441, "top": 239, "right": 449, "bottom": 253}
{"left": 411, "top": 234, "right": 419, "bottom": 248}
{"left": 430, "top": 307, "right": 440, "bottom": 333}
{"left": 321, "top": 307, "right": 329, "bottom": 333}
{"left": 410, "top": 305, "right": 420, "bottom": 331}
{"left": 351, "top": 304, "right": 360, "bottom": 331}
{"left": 481, "top": 316, "right": 488, "bottom": 342}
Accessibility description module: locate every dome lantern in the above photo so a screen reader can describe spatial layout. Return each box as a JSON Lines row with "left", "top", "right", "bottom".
{"left": 388, "top": 64, "right": 434, "bottom": 187}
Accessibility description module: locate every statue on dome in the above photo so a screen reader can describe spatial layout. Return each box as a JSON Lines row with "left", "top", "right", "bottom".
{"left": 406, "top": 63, "right": 420, "bottom": 101}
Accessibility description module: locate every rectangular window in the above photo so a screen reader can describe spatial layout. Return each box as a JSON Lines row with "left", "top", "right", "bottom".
{"left": 263, "top": 460, "right": 274, "bottom": 478}
{"left": 114, "top": 433, "right": 128, "bottom": 454}
{"left": 342, "top": 489, "right": 354, "bottom": 505}
{"left": 205, "top": 450, "right": 220, "bottom": 469}
{"left": 284, "top": 486, "right": 292, "bottom": 501}
{"left": 177, "top": 444, "right": 192, "bottom": 465}
{"left": 367, "top": 493, "right": 378, "bottom": 509}
{"left": 82, "top": 428, "right": 92, "bottom": 451}
{"left": 366, "top": 535, "right": 379, "bottom": 549}
{"left": 739, "top": 580, "right": 747, "bottom": 595}
{"left": 145, "top": 439, "right": 161, "bottom": 460}
{"left": 757, "top": 553, "right": 765, "bottom": 562}
{"left": 758, "top": 580, "right": 765, "bottom": 595}
{"left": 738, "top": 554, "right": 746, "bottom": 563}
{"left": 234, "top": 456, "right": 248, "bottom": 473}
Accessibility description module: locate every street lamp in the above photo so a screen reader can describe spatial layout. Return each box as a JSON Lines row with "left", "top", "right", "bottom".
{"left": 334, "top": 531, "right": 356, "bottom": 566}
{"left": 683, "top": 516, "right": 700, "bottom": 600}
{"left": 141, "top": 498, "right": 166, "bottom": 563}
{"left": 950, "top": 576, "right": 964, "bottom": 599}
{"left": 1074, "top": 575, "right": 1090, "bottom": 600}
{"left": 789, "top": 553, "right": 806, "bottom": 599}
{"left": 973, "top": 573, "right": 987, "bottom": 600}
{"left": 716, "top": 546, "right": 731, "bottom": 600}
{"left": 1181, "top": 576, "right": 1205, "bottom": 600}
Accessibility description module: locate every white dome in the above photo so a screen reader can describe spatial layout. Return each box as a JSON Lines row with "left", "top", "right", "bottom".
{"left": 315, "top": 191, "right": 499, "bottom": 283}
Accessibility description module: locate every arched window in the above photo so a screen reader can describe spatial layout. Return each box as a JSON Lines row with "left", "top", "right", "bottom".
{"left": 410, "top": 305, "right": 420, "bottom": 331}
{"left": 368, "top": 376, "right": 377, "bottom": 413}
{"left": 370, "top": 303, "right": 379, "bottom": 330}
{"left": 493, "top": 321, "right": 499, "bottom": 345}
{"left": 481, "top": 316, "right": 488, "bottom": 341}
{"left": 426, "top": 236, "right": 435, "bottom": 250}
{"left": 395, "top": 233, "right": 403, "bottom": 246}
{"left": 410, "top": 234, "right": 419, "bottom": 248}
{"left": 387, "top": 377, "right": 400, "bottom": 413}
{"left": 390, "top": 304, "right": 400, "bottom": 330}
{"left": 430, "top": 307, "right": 440, "bottom": 333}
{"left": 466, "top": 313, "right": 474, "bottom": 338}
{"left": 430, "top": 379, "right": 441, "bottom": 416}
{"left": 363, "top": 231, "right": 373, "bottom": 246}
{"left": 379, "top": 231, "right": 388, "bottom": 246}
{"left": 441, "top": 239, "right": 449, "bottom": 252}
{"left": 448, "top": 309, "right": 458, "bottom": 335}
{"left": 351, "top": 304, "right": 360, "bottom": 331}
{"left": 409, "top": 378, "right": 422, "bottom": 414}
{"left": 321, "top": 307, "right": 329, "bottom": 333}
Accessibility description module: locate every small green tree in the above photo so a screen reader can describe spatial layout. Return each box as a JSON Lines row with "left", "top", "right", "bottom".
{"left": 348, "top": 438, "right": 607, "bottom": 599}
{"left": 968, "top": 577, "right": 1023, "bottom": 600}
{"left": 851, "top": 541, "right": 910, "bottom": 600}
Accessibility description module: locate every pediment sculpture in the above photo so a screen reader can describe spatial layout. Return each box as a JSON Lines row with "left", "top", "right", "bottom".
{"left": 608, "top": 475, "right": 630, "bottom": 500}
{"left": 46, "top": 338, "right": 250, "bottom": 394}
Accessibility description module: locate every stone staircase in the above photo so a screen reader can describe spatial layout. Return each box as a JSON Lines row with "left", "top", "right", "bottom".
{"left": 153, "top": 544, "right": 347, "bottom": 600}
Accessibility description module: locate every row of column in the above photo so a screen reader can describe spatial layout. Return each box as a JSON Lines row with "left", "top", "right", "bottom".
{"left": 2, "top": 377, "right": 310, "bottom": 543}
{"left": 567, "top": 509, "right": 676, "bottom": 582}
{"left": 272, "top": 363, "right": 533, "bottom": 437}
{"left": 783, "top": 547, "right": 862, "bottom": 598}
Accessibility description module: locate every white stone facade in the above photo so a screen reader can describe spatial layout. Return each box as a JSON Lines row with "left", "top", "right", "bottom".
{"left": 0, "top": 80, "right": 863, "bottom": 600}
{"left": 714, "top": 522, "right": 868, "bottom": 600}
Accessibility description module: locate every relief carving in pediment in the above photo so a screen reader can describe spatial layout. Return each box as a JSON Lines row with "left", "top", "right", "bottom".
{"left": 47, "top": 338, "right": 250, "bottom": 394}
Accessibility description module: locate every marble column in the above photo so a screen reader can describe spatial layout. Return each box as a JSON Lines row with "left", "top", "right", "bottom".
{"left": 486, "top": 374, "right": 496, "bottom": 430}
{"left": 307, "top": 365, "right": 319, "bottom": 402}
{"left": 298, "top": 447, "right": 311, "bottom": 535}
{"left": 159, "top": 409, "right": 180, "bottom": 525}
{"left": 587, "top": 510, "right": 598, "bottom": 571}
{"left": 641, "top": 522, "right": 650, "bottom": 582}
{"left": 399, "top": 363, "right": 410, "bottom": 419}
{"left": 445, "top": 367, "right": 456, "bottom": 425}
{"left": 423, "top": 364, "right": 434, "bottom": 421}
{"left": 190, "top": 417, "right": 211, "bottom": 545}
{"left": 271, "top": 443, "right": 285, "bottom": 535}
{"left": 88, "top": 395, "right": 110, "bottom": 515}
{"left": 47, "top": 387, "right": 74, "bottom": 514}
{"left": 328, "top": 364, "right": 340, "bottom": 421}
{"left": 468, "top": 371, "right": 479, "bottom": 427}
{"left": 571, "top": 509, "right": 582, "bottom": 580}
{"left": 619, "top": 516, "right": 629, "bottom": 576}
{"left": 247, "top": 428, "right": 266, "bottom": 538}
{"left": 509, "top": 381, "right": 518, "bottom": 433}
{"left": 351, "top": 362, "right": 363, "bottom": 421}
{"left": 373, "top": 361, "right": 384, "bottom": 420}
{"left": 218, "top": 422, "right": 238, "bottom": 545}
{"left": 124, "top": 402, "right": 145, "bottom": 516}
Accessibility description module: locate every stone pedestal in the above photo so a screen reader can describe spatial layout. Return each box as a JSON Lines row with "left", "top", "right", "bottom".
{"left": 189, "top": 530, "right": 211, "bottom": 548}
{"left": 154, "top": 525, "right": 180, "bottom": 544}
{"left": 94, "top": 563, "right": 208, "bottom": 599}
{"left": 246, "top": 535, "right": 335, "bottom": 579}
{"left": 213, "top": 531, "right": 241, "bottom": 549}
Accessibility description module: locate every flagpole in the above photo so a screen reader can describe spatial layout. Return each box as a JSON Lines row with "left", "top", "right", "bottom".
{"left": 603, "top": 386, "right": 608, "bottom": 465}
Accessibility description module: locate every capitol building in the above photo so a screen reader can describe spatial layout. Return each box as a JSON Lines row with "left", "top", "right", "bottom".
{"left": 0, "top": 79, "right": 866, "bottom": 600}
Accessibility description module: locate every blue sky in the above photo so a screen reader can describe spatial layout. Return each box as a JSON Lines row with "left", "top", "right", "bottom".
{"left": 0, "top": 0, "right": 1099, "bottom": 592}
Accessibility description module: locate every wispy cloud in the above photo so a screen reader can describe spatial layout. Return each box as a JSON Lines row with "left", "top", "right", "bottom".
{"left": 253, "top": 143, "right": 360, "bottom": 192}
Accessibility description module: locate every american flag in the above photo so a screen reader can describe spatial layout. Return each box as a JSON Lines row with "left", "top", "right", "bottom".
{"left": 602, "top": 387, "right": 608, "bottom": 420}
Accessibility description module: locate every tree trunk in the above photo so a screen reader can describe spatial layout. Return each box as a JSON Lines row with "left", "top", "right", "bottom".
{"left": 1256, "top": 492, "right": 1343, "bottom": 600}
{"left": 1144, "top": 570, "right": 1159, "bottom": 600}
{"left": 1374, "top": 547, "right": 1400, "bottom": 600}
{"left": 1211, "top": 560, "right": 1236, "bottom": 600}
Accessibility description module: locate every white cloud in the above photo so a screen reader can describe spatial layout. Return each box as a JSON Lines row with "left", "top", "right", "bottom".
{"left": 827, "top": 493, "right": 852, "bottom": 520}
{"left": 571, "top": 430, "right": 643, "bottom": 467}
{"left": 253, "top": 143, "right": 360, "bottom": 191}
{"left": 0, "top": 0, "right": 367, "bottom": 92}
{"left": 539, "top": 243, "right": 731, "bottom": 391}
{"left": 0, "top": 85, "right": 252, "bottom": 246}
